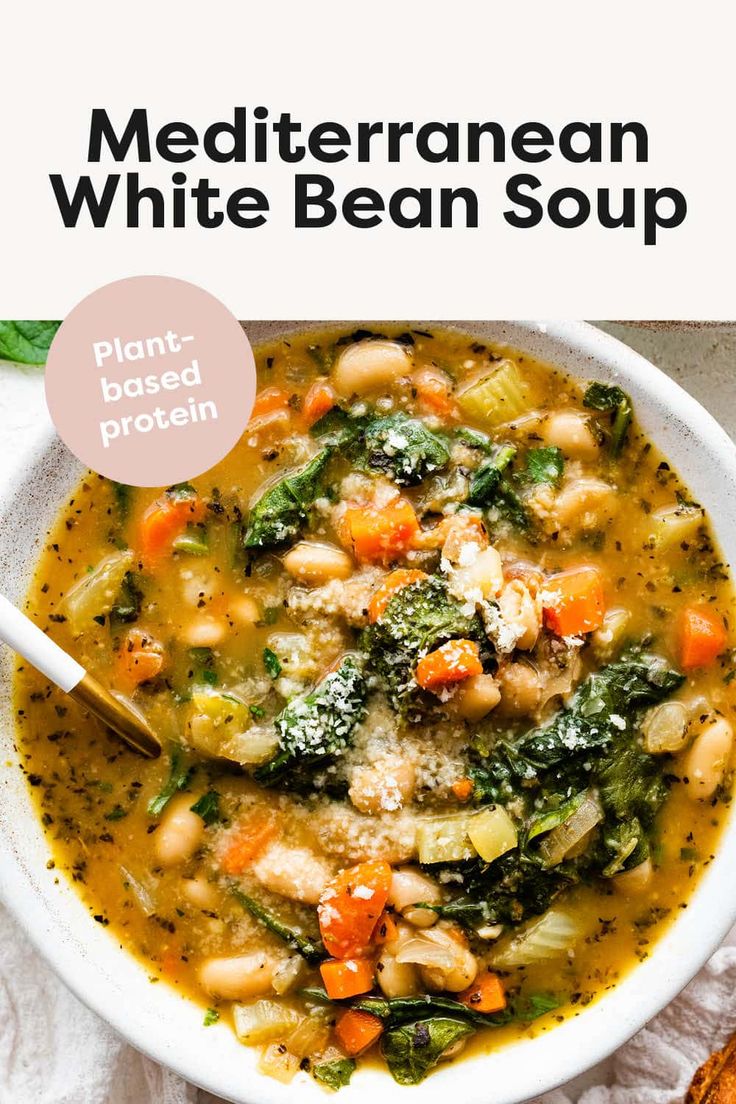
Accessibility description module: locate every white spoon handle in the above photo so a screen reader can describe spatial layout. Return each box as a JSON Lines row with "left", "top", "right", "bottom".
{"left": 0, "top": 592, "right": 84, "bottom": 692}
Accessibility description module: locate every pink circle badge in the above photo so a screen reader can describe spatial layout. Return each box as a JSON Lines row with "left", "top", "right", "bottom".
{"left": 45, "top": 276, "right": 256, "bottom": 487}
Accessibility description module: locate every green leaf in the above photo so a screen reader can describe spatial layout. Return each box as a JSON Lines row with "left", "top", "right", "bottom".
{"left": 361, "top": 575, "right": 484, "bottom": 707}
{"left": 583, "top": 382, "right": 633, "bottom": 456}
{"left": 263, "top": 647, "right": 282, "bottom": 679}
{"left": 147, "top": 748, "right": 193, "bottom": 816}
{"left": 203, "top": 1007, "right": 219, "bottom": 1026}
{"left": 109, "top": 571, "right": 143, "bottom": 626}
{"left": 231, "top": 887, "right": 325, "bottom": 964}
{"left": 244, "top": 450, "right": 331, "bottom": 549}
{"left": 0, "top": 320, "right": 61, "bottom": 365}
{"left": 467, "top": 444, "right": 517, "bottom": 506}
{"left": 313, "top": 1059, "right": 356, "bottom": 1091}
{"left": 173, "top": 526, "right": 209, "bottom": 556}
{"left": 525, "top": 446, "right": 564, "bottom": 485}
{"left": 111, "top": 482, "right": 133, "bottom": 522}
{"left": 189, "top": 791, "right": 221, "bottom": 826}
{"left": 255, "top": 657, "right": 367, "bottom": 787}
{"left": 359, "top": 412, "right": 450, "bottom": 486}
{"left": 311, "top": 407, "right": 366, "bottom": 448}
{"left": 382, "top": 1018, "right": 475, "bottom": 1085}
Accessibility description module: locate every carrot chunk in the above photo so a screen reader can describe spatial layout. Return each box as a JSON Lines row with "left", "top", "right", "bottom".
{"left": 338, "top": 499, "right": 419, "bottom": 564}
{"left": 415, "top": 639, "right": 483, "bottom": 692}
{"left": 251, "top": 386, "right": 291, "bottom": 420}
{"left": 320, "top": 958, "right": 375, "bottom": 1001}
{"left": 372, "top": 910, "right": 399, "bottom": 946}
{"left": 679, "top": 604, "right": 727, "bottom": 670}
{"left": 318, "top": 860, "right": 392, "bottom": 958}
{"left": 335, "top": 1008, "right": 384, "bottom": 1055}
{"left": 412, "top": 367, "right": 458, "bottom": 420}
{"left": 219, "top": 813, "right": 278, "bottom": 875}
{"left": 451, "top": 777, "right": 474, "bottom": 802}
{"left": 542, "top": 566, "right": 605, "bottom": 636}
{"left": 138, "top": 493, "right": 205, "bottom": 564}
{"left": 367, "top": 568, "right": 428, "bottom": 623}
{"left": 458, "top": 972, "right": 507, "bottom": 1014}
{"left": 302, "top": 379, "right": 336, "bottom": 427}
{"left": 116, "top": 628, "right": 164, "bottom": 692}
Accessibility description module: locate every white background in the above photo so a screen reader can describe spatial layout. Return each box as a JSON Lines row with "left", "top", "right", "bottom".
{"left": 0, "top": 1, "right": 733, "bottom": 318}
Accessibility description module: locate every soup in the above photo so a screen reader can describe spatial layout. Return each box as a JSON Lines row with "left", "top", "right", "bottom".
{"left": 14, "top": 327, "right": 736, "bottom": 1088}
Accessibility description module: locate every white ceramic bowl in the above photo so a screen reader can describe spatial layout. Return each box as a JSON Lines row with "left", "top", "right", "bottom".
{"left": 1, "top": 320, "right": 735, "bottom": 1104}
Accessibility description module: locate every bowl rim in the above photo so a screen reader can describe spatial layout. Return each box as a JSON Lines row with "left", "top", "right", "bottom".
{"left": 1, "top": 318, "right": 736, "bottom": 1104}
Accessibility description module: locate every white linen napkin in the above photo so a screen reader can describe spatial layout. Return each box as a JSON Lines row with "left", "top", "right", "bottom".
{"left": 0, "top": 901, "right": 733, "bottom": 1104}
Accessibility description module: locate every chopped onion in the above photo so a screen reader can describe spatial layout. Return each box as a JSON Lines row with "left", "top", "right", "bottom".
{"left": 233, "top": 999, "right": 300, "bottom": 1045}
{"left": 285, "top": 1011, "right": 332, "bottom": 1058}
{"left": 537, "top": 792, "right": 603, "bottom": 868}
{"left": 492, "top": 909, "right": 581, "bottom": 968}
{"left": 258, "top": 1043, "right": 301, "bottom": 1083}
{"left": 120, "top": 866, "right": 156, "bottom": 916}
{"left": 642, "top": 701, "right": 690, "bottom": 754}
{"left": 272, "top": 955, "right": 307, "bottom": 996}
{"left": 396, "top": 931, "right": 457, "bottom": 970}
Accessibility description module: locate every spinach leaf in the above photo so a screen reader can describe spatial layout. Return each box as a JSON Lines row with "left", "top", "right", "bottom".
{"left": 583, "top": 382, "right": 633, "bottom": 456}
{"left": 147, "top": 748, "right": 193, "bottom": 816}
{"left": 361, "top": 575, "right": 484, "bottom": 706}
{"left": 0, "top": 320, "right": 61, "bottom": 365}
{"left": 231, "top": 887, "right": 325, "bottom": 964}
{"left": 467, "top": 444, "right": 517, "bottom": 506}
{"left": 453, "top": 425, "right": 495, "bottom": 454}
{"left": 311, "top": 407, "right": 367, "bottom": 448}
{"left": 360, "top": 413, "right": 450, "bottom": 486}
{"left": 243, "top": 449, "right": 331, "bottom": 549}
{"left": 189, "top": 791, "right": 221, "bottom": 826}
{"left": 262, "top": 647, "right": 282, "bottom": 679}
{"left": 525, "top": 446, "right": 564, "bottom": 485}
{"left": 254, "top": 657, "right": 367, "bottom": 786}
{"left": 110, "top": 571, "right": 143, "bottom": 625}
{"left": 382, "top": 1018, "right": 475, "bottom": 1085}
{"left": 203, "top": 1008, "right": 220, "bottom": 1026}
{"left": 313, "top": 1059, "right": 356, "bottom": 1090}
{"left": 487, "top": 653, "right": 684, "bottom": 787}
{"left": 111, "top": 481, "right": 133, "bottom": 522}
{"left": 430, "top": 851, "right": 574, "bottom": 928}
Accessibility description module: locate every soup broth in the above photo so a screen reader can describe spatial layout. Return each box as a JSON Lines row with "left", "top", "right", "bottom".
{"left": 14, "top": 327, "right": 736, "bottom": 1087}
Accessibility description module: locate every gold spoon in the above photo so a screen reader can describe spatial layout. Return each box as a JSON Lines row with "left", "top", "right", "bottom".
{"left": 0, "top": 593, "right": 160, "bottom": 758}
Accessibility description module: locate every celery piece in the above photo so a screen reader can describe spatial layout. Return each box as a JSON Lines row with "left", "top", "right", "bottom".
{"left": 173, "top": 526, "right": 209, "bottom": 555}
{"left": 456, "top": 359, "right": 530, "bottom": 427}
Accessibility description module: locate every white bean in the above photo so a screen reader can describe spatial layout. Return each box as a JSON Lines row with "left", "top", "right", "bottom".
{"left": 229, "top": 594, "right": 260, "bottom": 625}
{"left": 332, "top": 340, "right": 411, "bottom": 397}
{"left": 180, "top": 616, "right": 227, "bottom": 648}
{"left": 349, "top": 757, "right": 416, "bottom": 815}
{"left": 415, "top": 926, "right": 478, "bottom": 992}
{"left": 155, "top": 794, "right": 204, "bottom": 867}
{"left": 199, "top": 952, "right": 275, "bottom": 999}
{"left": 543, "top": 410, "right": 600, "bottom": 459}
{"left": 181, "top": 875, "right": 217, "bottom": 909}
{"left": 452, "top": 674, "right": 501, "bottom": 722}
{"left": 498, "top": 580, "right": 540, "bottom": 651}
{"left": 376, "top": 950, "right": 420, "bottom": 997}
{"left": 283, "top": 541, "right": 353, "bottom": 586}
{"left": 251, "top": 841, "right": 332, "bottom": 905}
{"left": 497, "top": 663, "right": 542, "bottom": 717}
{"left": 683, "top": 716, "right": 733, "bottom": 799}
{"left": 554, "top": 478, "right": 617, "bottom": 529}
{"left": 389, "top": 868, "right": 442, "bottom": 927}
{"left": 613, "top": 858, "right": 653, "bottom": 895}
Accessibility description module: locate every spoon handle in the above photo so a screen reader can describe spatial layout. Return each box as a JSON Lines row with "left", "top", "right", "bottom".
{"left": 0, "top": 592, "right": 160, "bottom": 758}
{"left": 0, "top": 592, "right": 84, "bottom": 690}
